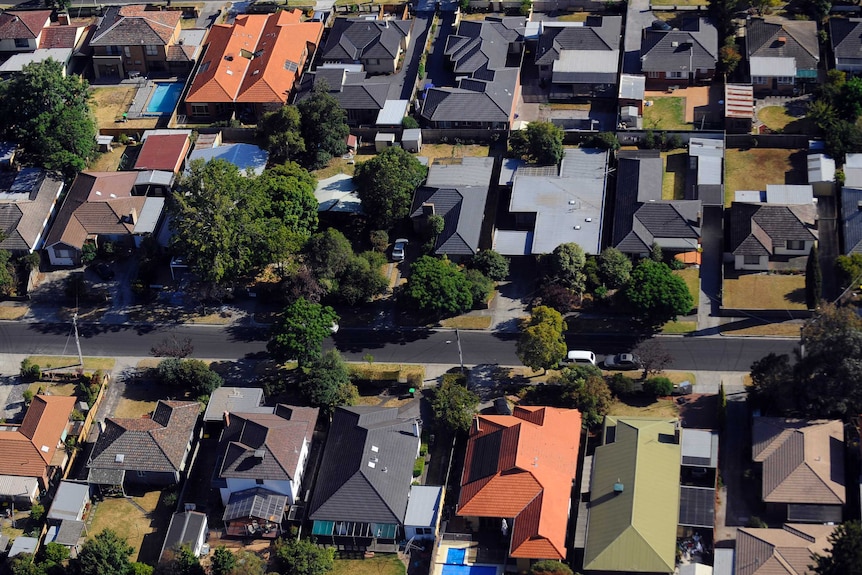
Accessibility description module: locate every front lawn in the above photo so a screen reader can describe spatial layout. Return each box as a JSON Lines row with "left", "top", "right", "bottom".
{"left": 608, "top": 396, "right": 680, "bottom": 418}
{"left": 439, "top": 315, "right": 493, "bottom": 329}
{"left": 674, "top": 267, "right": 700, "bottom": 308}
{"left": 722, "top": 273, "right": 807, "bottom": 310}
{"left": 331, "top": 555, "right": 406, "bottom": 575}
{"left": 26, "top": 355, "right": 115, "bottom": 372}
{"left": 644, "top": 97, "right": 688, "bottom": 131}
{"left": 662, "top": 150, "right": 687, "bottom": 200}
{"left": 724, "top": 148, "right": 806, "bottom": 206}
{"left": 662, "top": 320, "right": 697, "bottom": 334}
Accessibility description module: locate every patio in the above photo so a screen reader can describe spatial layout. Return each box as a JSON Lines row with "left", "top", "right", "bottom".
{"left": 431, "top": 538, "right": 504, "bottom": 575}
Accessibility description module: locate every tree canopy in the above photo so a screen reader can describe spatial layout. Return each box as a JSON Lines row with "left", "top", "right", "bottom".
{"left": 354, "top": 147, "right": 428, "bottom": 229}
{"left": 0, "top": 59, "right": 95, "bottom": 176}
{"left": 517, "top": 306, "right": 568, "bottom": 373}
{"left": 296, "top": 82, "right": 349, "bottom": 169}
{"left": 431, "top": 378, "right": 480, "bottom": 434}
{"left": 530, "top": 561, "right": 574, "bottom": 575}
{"left": 268, "top": 297, "right": 339, "bottom": 367}
{"left": 73, "top": 529, "right": 134, "bottom": 575}
{"left": 598, "top": 247, "right": 632, "bottom": 289}
{"left": 550, "top": 365, "right": 612, "bottom": 426}
{"left": 301, "top": 350, "right": 358, "bottom": 413}
{"left": 273, "top": 537, "right": 335, "bottom": 575}
{"left": 304, "top": 229, "right": 388, "bottom": 305}
{"left": 509, "top": 121, "right": 565, "bottom": 165}
{"left": 811, "top": 521, "right": 862, "bottom": 575}
{"left": 470, "top": 250, "right": 510, "bottom": 281}
{"left": 549, "top": 243, "right": 587, "bottom": 293}
{"left": 624, "top": 259, "right": 693, "bottom": 326}
{"left": 403, "top": 256, "right": 474, "bottom": 316}
{"left": 257, "top": 105, "right": 305, "bottom": 164}
{"left": 157, "top": 358, "right": 223, "bottom": 397}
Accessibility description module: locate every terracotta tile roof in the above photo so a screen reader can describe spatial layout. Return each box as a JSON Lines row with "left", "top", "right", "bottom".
{"left": 90, "top": 5, "right": 179, "bottom": 47}
{"left": 186, "top": 10, "right": 321, "bottom": 106}
{"left": 458, "top": 406, "right": 581, "bottom": 559}
{"left": 134, "top": 133, "right": 191, "bottom": 172}
{"left": 0, "top": 10, "right": 51, "bottom": 40}
{"left": 89, "top": 400, "right": 199, "bottom": 474}
{"left": 736, "top": 524, "right": 835, "bottom": 575}
{"left": 40, "top": 26, "right": 82, "bottom": 49}
{"left": 0, "top": 395, "right": 75, "bottom": 483}
{"left": 752, "top": 418, "right": 845, "bottom": 505}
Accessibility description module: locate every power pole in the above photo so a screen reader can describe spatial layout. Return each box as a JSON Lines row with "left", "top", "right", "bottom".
{"left": 73, "top": 312, "right": 83, "bottom": 367}
{"left": 455, "top": 328, "right": 464, "bottom": 374}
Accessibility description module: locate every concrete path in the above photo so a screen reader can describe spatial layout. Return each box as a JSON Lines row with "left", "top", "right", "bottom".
{"left": 623, "top": 0, "right": 652, "bottom": 74}
{"left": 697, "top": 206, "right": 724, "bottom": 333}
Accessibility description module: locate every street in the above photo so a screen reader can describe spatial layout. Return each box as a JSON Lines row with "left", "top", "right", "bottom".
{"left": 0, "top": 321, "right": 798, "bottom": 371}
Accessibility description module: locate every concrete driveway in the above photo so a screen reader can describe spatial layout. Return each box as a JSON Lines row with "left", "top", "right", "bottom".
{"left": 623, "top": 0, "right": 653, "bottom": 73}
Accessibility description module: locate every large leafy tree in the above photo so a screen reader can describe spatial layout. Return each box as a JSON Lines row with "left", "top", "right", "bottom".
{"left": 748, "top": 352, "right": 795, "bottom": 414}
{"left": 253, "top": 162, "right": 318, "bottom": 246}
{"left": 517, "top": 306, "right": 567, "bottom": 373}
{"left": 431, "top": 378, "right": 480, "bottom": 434}
{"left": 811, "top": 521, "right": 862, "bottom": 575}
{"left": 552, "top": 365, "right": 611, "bottom": 427}
{"left": 403, "top": 256, "right": 473, "bottom": 316}
{"left": 209, "top": 548, "right": 235, "bottom": 575}
{"left": 74, "top": 529, "right": 134, "bottom": 575}
{"left": 0, "top": 59, "right": 95, "bottom": 176}
{"left": 157, "top": 358, "right": 223, "bottom": 397}
{"left": 304, "top": 228, "right": 354, "bottom": 283}
{"left": 835, "top": 253, "right": 862, "bottom": 288}
{"left": 625, "top": 259, "right": 693, "bottom": 326}
{"left": 470, "top": 249, "right": 510, "bottom": 281}
{"left": 530, "top": 561, "right": 574, "bottom": 575}
{"left": 273, "top": 538, "right": 335, "bottom": 575}
{"left": 509, "top": 121, "right": 564, "bottom": 165}
{"left": 598, "top": 247, "right": 632, "bottom": 289}
{"left": 296, "top": 82, "right": 349, "bottom": 169}
{"left": 354, "top": 147, "right": 428, "bottom": 229}
{"left": 805, "top": 244, "right": 822, "bottom": 309}
{"left": 304, "top": 229, "right": 387, "bottom": 305}
{"left": 301, "top": 350, "right": 358, "bottom": 414}
{"left": 257, "top": 105, "right": 305, "bottom": 164}
{"left": 268, "top": 297, "right": 339, "bottom": 367}
{"left": 549, "top": 243, "right": 587, "bottom": 294}
{"left": 154, "top": 546, "right": 204, "bottom": 575}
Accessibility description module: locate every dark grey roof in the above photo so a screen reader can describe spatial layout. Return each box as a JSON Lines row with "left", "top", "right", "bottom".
{"left": 296, "top": 69, "right": 389, "bottom": 111}
{"left": 160, "top": 511, "right": 207, "bottom": 561}
{"left": 308, "top": 406, "right": 420, "bottom": 525}
{"left": 641, "top": 17, "right": 718, "bottom": 73}
{"left": 203, "top": 387, "right": 264, "bottom": 423}
{"left": 730, "top": 202, "right": 818, "bottom": 255}
{"left": 422, "top": 68, "right": 518, "bottom": 124}
{"left": 54, "top": 520, "right": 86, "bottom": 547}
{"left": 321, "top": 18, "right": 411, "bottom": 62}
{"left": 831, "top": 18, "right": 862, "bottom": 63}
{"left": 223, "top": 487, "right": 287, "bottom": 522}
{"left": 218, "top": 405, "right": 318, "bottom": 483}
{"left": 446, "top": 17, "right": 524, "bottom": 74}
{"left": 747, "top": 17, "right": 819, "bottom": 69}
{"left": 0, "top": 169, "right": 63, "bottom": 253}
{"left": 679, "top": 486, "right": 715, "bottom": 528}
{"left": 535, "top": 16, "right": 621, "bottom": 66}
{"left": 90, "top": 6, "right": 176, "bottom": 46}
{"left": 841, "top": 187, "right": 862, "bottom": 254}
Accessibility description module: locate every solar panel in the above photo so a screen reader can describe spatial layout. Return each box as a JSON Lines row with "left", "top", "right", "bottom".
{"left": 678, "top": 486, "right": 714, "bottom": 528}
{"left": 284, "top": 60, "right": 298, "bottom": 72}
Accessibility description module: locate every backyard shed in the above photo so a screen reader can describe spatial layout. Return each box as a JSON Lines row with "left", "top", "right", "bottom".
{"left": 403, "top": 485, "right": 442, "bottom": 541}
{"left": 47, "top": 481, "right": 90, "bottom": 523}
{"left": 402, "top": 129, "right": 422, "bottom": 153}
{"left": 375, "top": 132, "right": 396, "bottom": 153}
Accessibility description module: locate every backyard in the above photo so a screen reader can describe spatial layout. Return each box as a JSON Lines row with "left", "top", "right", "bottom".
{"left": 89, "top": 87, "right": 158, "bottom": 131}
{"left": 86, "top": 490, "right": 170, "bottom": 563}
{"left": 724, "top": 148, "right": 806, "bottom": 206}
{"left": 662, "top": 150, "right": 687, "bottom": 199}
{"left": 757, "top": 105, "right": 810, "bottom": 134}
{"left": 644, "top": 97, "right": 688, "bottom": 131}
{"left": 331, "top": 555, "right": 406, "bottom": 575}
{"left": 722, "top": 273, "right": 807, "bottom": 310}
{"left": 674, "top": 267, "right": 700, "bottom": 308}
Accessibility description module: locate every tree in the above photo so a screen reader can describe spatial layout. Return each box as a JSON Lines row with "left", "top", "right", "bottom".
{"left": 9, "top": 554, "right": 44, "bottom": 575}
{"left": 585, "top": 131, "right": 620, "bottom": 151}
{"left": 29, "top": 503, "right": 44, "bottom": 522}
{"left": 268, "top": 297, "right": 339, "bottom": 367}
{"left": 254, "top": 162, "right": 318, "bottom": 246}
{"left": 210, "top": 547, "right": 236, "bottom": 575}
{"left": 549, "top": 243, "right": 587, "bottom": 293}
{"left": 537, "top": 283, "right": 577, "bottom": 313}
{"left": 835, "top": 253, "right": 862, "bottom": 288}
{"left": 549, "top": 364, "right": 612, "bottom": 426}
{"left": 296, "top": 82, "right": 349, "bottom": 169}
{"left": 150, "top": 335, "right": 194, "bottom": 358}
{"left": 464, "top": 268, "right": 494, "bottom": 308}
{"left": 402, "top": 116, "right": 419, "bottom": 129}
{"left": 719, "top": 40, "right": 741, "bottom": 75}
{"left": 509, "top": 121, "right": 564, "bottom": 165}
{"left": 751, "top": 0, "right": 781, "bottom": 15}
{"left": 470, "top": 250, "right": 509, "bottom": 281}
{"left": 42, "top": 543, "right": 69, "bottom": 566}
{"left": 808, "top": 99, "right": 838, "bottom": 131}
{"left": 428, "top": 214, "right": 445, "bottom": 239}
{"left": 633, "top": 339, "right": 672, "bottom": 380}
{"left": 155, "top": 546, "right": 204, "bottom": 575}
{"left": 431, "top": 379, "right": 480, "bottom": 434}
{"left": 650, "top": 242, "right": 663, "bottom": 262}
{"left": 228, "top": 551, "right": 265, "bottom": 575}
{"left": 403, "top": 256, "right": 473, "bottom": 316}
{"left": 598, "top": 247, "right": 631, "bottom": 289}
{"left": 530, "top": 560, "right": 574, "bottom": 575}
{"left": 517, "top": 306, "right": 568, "bottom": 373}
{"left": 811, "top": 521, "right": 862, "bottom": 575}
{"left": 748, "top": 352, "right": 795, "bottom": 414}
{"left": 129, "top": 564, "right": 154, "bottom": 575}
{"left": 0, "top": 249, "right": 15, "bottom": 296}
{"left": 74, "top": 529, "right": 134, "bottom": 575}
{"left": 301, "top": 350, "right": 357, "bottom": 413}
{"left": 643, "top": 376, "right": 673, "bottom": 396}
{"left": 257, "top": 105, "right": 305, "bottom": 164}
{"left": 806, "top": 245, "right": 822, "bottom": 309}
{"left": 717, "top": 381, "right": 726, "bottom": 430}
{"left": 304, "top": 228, "right": 355, "bottom": 283}
{"left": 825, "top": 120, "right": 862, "bottom": 163}
{"left": 625, "top": 259, "right": 693, "bottom": 326}
{"left": 273, "top": 537, "right": 335, "bottom": 575}
{"left": 0, "top": 59, "right": 95, "bottom": 176}
{"left": 157, "top": 358, "right": 223, "bottom": 397}
{"left": 338, "top": 252, "right": 388, "bottom": 306}
{"left": 354, "top": 147, "right": 428, "bottom": 229}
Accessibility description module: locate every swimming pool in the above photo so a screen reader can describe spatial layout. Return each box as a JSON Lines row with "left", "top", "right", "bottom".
{"left": 446, "top": 549, "right": 466, "bottom": 565}
{"left": 440, "top": 566, "right": 496, "bottom": 575}
{"left": 146, "top": 82, "right": 183, "bottom": 114}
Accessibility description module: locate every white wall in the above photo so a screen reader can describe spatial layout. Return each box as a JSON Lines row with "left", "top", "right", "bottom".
{"left": 774, "top": 240, "right": 815, "bottom": 256}
{"left": 47, "top": 244, "right": 77, "bottom": 266}
{"left": 734, "top": 254, "right": 768, "bottom": 271}
{"left": 192, "top": 519, "right": 208, "bottom": 556}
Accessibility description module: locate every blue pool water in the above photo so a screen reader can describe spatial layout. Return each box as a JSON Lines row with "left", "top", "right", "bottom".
{"left": 446, "top": 549, "right": 466, "bottom": 565}
{"left": 441, "top": 566, "right": 496, "bottom": 575}
{"left": 146, "top": 82, "right": 183, "bottom": 113}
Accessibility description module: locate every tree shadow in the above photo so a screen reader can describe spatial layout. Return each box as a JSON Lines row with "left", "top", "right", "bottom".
{"left": 784, "top": 287, "right": 807, "bottom": 305}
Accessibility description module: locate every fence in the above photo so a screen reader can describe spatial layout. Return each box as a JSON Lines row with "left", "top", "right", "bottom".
{"left": 717, "top": 307, "right": 813, "bottom": 319}
{"left": 62, "top": 372, "right": 110, "bottom": 480}
{"left": 726, "top": 133, "right": 811, "bottom": 149}
{"left": 616, "top": 130, "right": 725, "bottom": 147}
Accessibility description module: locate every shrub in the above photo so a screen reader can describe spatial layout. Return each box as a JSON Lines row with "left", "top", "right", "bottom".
{"left": 669, "top": 258, "right": 686, "bottom": 270}
{"left": 537, "top": 283, "right": 577, "bottom": 313}
{"left": 29, "top": 503, "right": 44, "bottom": 522}
{"left": 20, "top": 359, "right": 40, "bottom": 382}
{"left": 441, "top": 372, "right": 467, "bottom": 386}
{"left": 608, "top": 373, "right": 637, "bottom": 396}
{"left": 370, "top": 230, "right": 389, "bottom": 253}
{"left": 644, "top": 376, "right": 674, "bottom": 396}
{"left": 413, "top": 456, "right": 425, "bottom": 477}
{"left": 402, "top": 116, "right": 419, "bottom": 129}
{"left": 22, "top": 389, "right": 34, "bottom": 405}
{"left": 81, "top": 242, "right": 97, "bottom": 264}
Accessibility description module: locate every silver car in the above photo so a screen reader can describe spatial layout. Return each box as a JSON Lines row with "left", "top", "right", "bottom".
{"left": 392, "top": 238, "right": 409, "bottom": 261}
{"left": 603, "top": 353, "right": 642, "bottom": 370}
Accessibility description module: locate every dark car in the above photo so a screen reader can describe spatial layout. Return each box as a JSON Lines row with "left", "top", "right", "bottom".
{"left": 651, "top": 19, "right": 672, "bottom": 31}
{"left": 92, "top": 262, "right": 115, "bottom": 281}
{"left": 603, "top": 353, "right": 642, "bottom": 371}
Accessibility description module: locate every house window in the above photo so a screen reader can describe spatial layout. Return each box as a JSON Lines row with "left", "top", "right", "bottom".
{"left": 786, "top": 240, "right": 805, "bottom": 250}
{"left": 191, "top": 104, "right": 208, "bottom": 116}
{"left": 647, "top": 71, "right": 661, "bottom": 78}
{"left": 124, "top": 47, "right": 131, "bottom": 58}
{"left": 136, "top": 470, "right": 146, "bottom": 478}
{"left": 55, "top": 248, "right": 73, "bottom": 258}
{"left": 105, "top": 45, "right": 121, "bottom": 56}
{"left": 14, "top": 38, "right": 28, "bottom": 48}
{"left": 752, "top": 76, "right": 766, "bottom": 84}
{"left": 743, "top": 255, "right": 760, "bottom": 265}
{"left": 777, "top": 76, "right": 795, "bottom": 84}
{"left": 667, "top": 71, "right": 686, "bottom": 79}
{"left": 256, "top": 478, "right": 264, "bottom": 485}
{"left": 146, "top": 45, "right": 158, "bottom": 56}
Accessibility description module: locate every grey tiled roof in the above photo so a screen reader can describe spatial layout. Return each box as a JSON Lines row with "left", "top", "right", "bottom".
{"left": 0, "top": 169, "right": 63, "bottom": 253}
{"left": 641, "top": 17, "right": 717, "bottom": 73}
{"left": 831, "top": 18, "right": 862, "bottom": 64}
{"left": 535, "top": 16, "right": 621, "bottom": 67}
{"left": 747, "top": 17, "right": 819, "bottom": 69}
{"left": 445, "top": 17, "right": 524, "bottom": 75}
{"left": 841, "top": 186, "right": 862, "bottom": 254}
{"left": 308, "top": 406, "right": 420, "bottom": 525}
{"left": 321, "top": 18, "right": 410, "bottom": 62}
{"left": 295, "top": 69, "right": 389, "bottom": 111}
{"left": 218, "top": 405, "right": 319, "bottom": 482}
{"left": 422, "top": 68, "right": 518, "bottom": 124}
{"left": 729, "top": 202, "right": 818, "bottom": 256}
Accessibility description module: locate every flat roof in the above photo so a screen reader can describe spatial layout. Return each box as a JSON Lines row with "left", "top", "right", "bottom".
{"left": 47, "top": 481, "right": 90, "bottom": 522}
{"left": 203, "top": 387, "right": 266, "bottom": 422}
{"left": 750, "top": 56, "right": 796, "bottom": 76}
{"left": 133, "top": 197, "right": 166, "bottom": 234}
{"left": 619, "top": 74, "right": 646, "bottom": 100}
{"left": 404, "top": 485, "right": 442, "bottom": 527}
{"left": 725, "top": 84, "right": 754, "bottom": 119}
{"left": 0, "top": 48, "right": 72, "bottom": 73}
{"left": 188, "top": 143, "right": 268, "bottom": 177}
{"left": 681, "top": 429, "right": 719, "bottom": 468}
{"left": 376, "top": 100, "right": 409, "bottom": 125}
{"left": 315, "top": 173, "right": 363, "bottom": 214}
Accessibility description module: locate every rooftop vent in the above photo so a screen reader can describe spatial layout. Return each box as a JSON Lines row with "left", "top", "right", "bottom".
{"left": 368, "top": 461, "right": 376, "bottom": 468}
{"left": 41, "top": 445, "right": 49, "bottom": 453}
{"left": 574, "top": 225, "right": 581, "bottom": 230}
{"left": 585, "top": 217, "right": 592, "bottom": 222}
{"left": 857, "top": 200, "right": 862, "bottom": 211}
{"left": 254, "top": 449, "right": 265, "bottom": 459}
{"left": 671, "top": 41, "right": 679, "bottom": 48}
{"left": 115, "top": 454, "right": 125, "bottom": 463}
{"left": 613, "top": 481, "right": 624, "bottom": 493}
{"left": 371, "top": 445, "right": 379, "bottom": 453}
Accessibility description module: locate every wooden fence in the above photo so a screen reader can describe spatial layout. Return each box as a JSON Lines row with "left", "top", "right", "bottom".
{"left": 62, "top": 372, "right": 110, "bottom": 480}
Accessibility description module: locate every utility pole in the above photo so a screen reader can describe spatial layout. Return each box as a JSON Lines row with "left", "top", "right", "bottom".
{"left": 455, "top": 328, "right": 464, "bottom": 374}
{"left": 73, "top": 312, "right": 83, "bottom": 367}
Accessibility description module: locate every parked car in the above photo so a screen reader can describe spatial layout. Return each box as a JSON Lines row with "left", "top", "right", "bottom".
{"left": 92, "top": 262, "right": 115, "bottom": 281}
{"left": 392, "top": 238, "right": 409, "bottom": 262}
{"left": 603, "top": 353, "right": 642, "bottom": 370}
{"left": 562, "top": 350, "right": 597, "bottom": 366}
{"left": 651, "top": 19, "right": 672, "bottom": 30}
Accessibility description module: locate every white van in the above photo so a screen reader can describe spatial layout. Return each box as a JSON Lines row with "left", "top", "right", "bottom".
{"left": 563, "top": 350, "right": 597, "bottom": 366}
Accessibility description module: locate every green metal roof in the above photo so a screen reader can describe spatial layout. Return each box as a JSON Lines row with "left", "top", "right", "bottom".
{"left": 583, "top": 417, "right": 681, "bottom": 574}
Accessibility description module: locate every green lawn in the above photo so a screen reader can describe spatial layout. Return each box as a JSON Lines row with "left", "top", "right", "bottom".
{"left": 27, "top": 356, "right": 115, "bottom": 372}
{"left": 663, "top": 320, "right": 698, "bottom": 334}
{"left": 674, "top": 267, "right": 700, "bottom": 309}
{"left": 722, "top": 274, "right": 807, "bottom": 310}
{"left": 662, "top": 150, "right": 687, "bottom": 200}
{"left": 758, "top": 106, "right": 810, "bottom": 134}
{"left": 724, "top": 148, "right": 805, "bottom": 207}
{"left": 644, "top": 97, "right": 688, "bottom": 131}
{"left": 331, "top": 555, "right": 406, "bottom": 575}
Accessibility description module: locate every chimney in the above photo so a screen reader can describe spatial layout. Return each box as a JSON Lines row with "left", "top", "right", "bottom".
{"left": 254, "top": 449, "right": 266, "bottom": 460}
{"left": 129, "top": 208, "right": 137, "bottom": 225}
{"left": 474, "top": 417, "right": 481, "bottom": 433}
{"left": 421, "top": 203, "right": 435, "bottom": 216}
{"left": 777, "top": 36, "right": 787, "bottom": 45}
{"left": 57, "top": 13, "right": 70, "bottom": 26}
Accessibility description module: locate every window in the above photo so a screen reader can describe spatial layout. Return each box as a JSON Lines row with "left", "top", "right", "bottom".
{"left": 124, "top": 46, "right": 131, "bottom": 58}
{"left": 136, "top": 470, "right": 146, "bottom": 478}
{"left": 786, "top": 240, "right": 805, "bottom": 250}
{"left": 667, "top": 71, "right": 686, "bottom": 79}
{"left": 647, "top": 71, "right": 661, "bottom": 78}
{"left": 105, "top": 45, "right": 121, "bottom": 56}
{"left": 743, "top": 255, "right": 761, "bottom": 266}
{"left": 146, "top": 45, "right": 158, "bottom": 56}
{"left": 191, "top": 104, "right": 208, "bottom": 116}
{"left": 14, "top": 38, "right": 29, "bottom": 48}
{"left": 256, "top": 478, "right": 264, "bottom": 485}
{"left": 752, "top": 76, "right": 766, "bottom": 84}
{"left": 777, "top": 76, "right": 795, "bottom": 84}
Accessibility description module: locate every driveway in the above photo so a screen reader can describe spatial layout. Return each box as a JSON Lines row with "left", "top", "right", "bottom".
{"left": 697, "top": 206, "right": 724, "bottom": 332}
{"left": 423, "top": 12, "right": 456, "bottom": 89}
{"left": 623, "top": 0, "right": 653, "bottom": 73}
{"left": 392, "top": 12, "right": 431, "bottom": 100}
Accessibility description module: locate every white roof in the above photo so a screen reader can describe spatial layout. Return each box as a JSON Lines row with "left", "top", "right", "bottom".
{"left": 315, "top": 173, "right": 363, "bottom": 214}
{"left": 735, "top": 190, "right": 764, "bottom": 203}
{"left": 679, "top": 564, "right": 713, "bottom": 575}
{"left": 404, "top": 485, "right": 442, "bottom": 527}
{"left": 376, "top": 100, "right": 409, "bottom": 125}
{"left": 750, "top": 56, "right": 796, "bottom": 77}
{"left": 713, "top": 549, "right": 734, "bottom": 575}
{"left": 48, "top": 481, "right": 90, "bottom": 522}
{"left": 0, "top": 49, "right": 72, "bottom": 73}
{"left": 8, "top": 537, "right": 38, "bottom": 558}
{"left": 619, "top": 74, "right": 646, "bottom": 100}
{"left": 808, "top": 153, "right": 835, "bottom": 184}
{"left": 681, "top": 429, "right": 719, "bottom": 468}
{"left": 554, "top": 50, "right": 619, "bottom": 73}
{"left": 0, "top": 475, "right": 38, "bottom": 499}
{"left": 725, "top": 84, "right": 754, "bottom": 119}
{"left": 493, "top": 229, "right": 533, "bottom": 255}
{"left": 765, "top": 184, "right": 815, "bottom": 205}
{"left": 188, "top": 143, "right": 268, "bottom": 176}
{"left": 203, "top": 387, "right": 266, "bottom": 422}
{"left": 133, "top": 197, "right": 166, "bottom": 234}
{"left": 847, "top": 153, "right": 862, "bottom": 168}
{"left": 135, "top": 170, "right": 174, "bottom": 187}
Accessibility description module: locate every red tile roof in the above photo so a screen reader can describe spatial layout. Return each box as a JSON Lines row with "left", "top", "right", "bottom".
{"left": 186, "top": 10, "right": 322, "bottom": 106}
{"left": 90, "top": 5, "right": 180, "bottom": 46}
{"left": 40, "top": 25, "right": 82, "bottom": 50}
{"left": 134, "top": 133, "right": 191, "bottom": 172}
{"left": 0, "top": 10, "right": 51, "bottom": 40}
{"left": 458, "top": 406, "right": 581, "bottom": 560}
{"left": 0, "top": 395, "right": 76, "bottom": 484}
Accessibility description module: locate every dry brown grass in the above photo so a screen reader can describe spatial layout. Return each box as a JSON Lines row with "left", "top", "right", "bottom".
{"left": 724, "top": 148, "right": 805, "bottom": 206}
{"left": 0, "top": 303, "right": 28, "bottom": 320}
{"left": 28, "top": 382, "right": 77, "bottom": 397}
{"left": 722, "top": 321, "right": 802, "bottom": 337}
{"left": 422, "top": 144, "right": 490, "bottom": 165}
{"left": 722, "top": 273, "right": 807, "bottom": 310}
{"left": 349, "top": 363, "right": 425, "bottom": 383}
{"left": 662, "top": 150, "right": 687, "bottom": 200}
{"left": 439, "top": 315, "right": 493, "bottom": 329}
{"left": 113, "top": 397, "right": 158, "bottom": 419}
{"left": 27, "top": 356, "right": 116, "bottom": 371}
{"left": 87, "top": 490, "right": 164, "bottom": 562}
{"left": 608, "top": 396, "right": 680, "bottom": 418}
{"left": 89, "top": 144, "right": 128, "bottom": 172}
{"left": 89, "top": 87, "right": 157, "bottom": 130}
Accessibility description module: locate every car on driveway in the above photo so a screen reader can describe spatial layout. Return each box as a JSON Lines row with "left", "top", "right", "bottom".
{"left": 392, "top": 238, "right": 409, "bottom": 262}
{"left": 603, "top": 353, "right": 642, "bottom": 370}
{"left": 92, "top": 262, "right": 115, "bottom": 281}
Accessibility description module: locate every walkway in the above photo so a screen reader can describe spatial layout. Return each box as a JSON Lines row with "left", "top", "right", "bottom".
{"left": 623, "top": 0, "right": 653, "bottom": 74}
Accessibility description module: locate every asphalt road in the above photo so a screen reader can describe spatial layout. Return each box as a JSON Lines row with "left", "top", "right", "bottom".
{"left": 0, "top": 321, "right": 798, "bottom": 371}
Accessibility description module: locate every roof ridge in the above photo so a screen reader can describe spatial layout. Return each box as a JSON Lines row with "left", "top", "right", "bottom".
{"left": 357, "top": 466, "right": 403, "bottom": 522}
{"left": 799, "top": 461, "right": 844, "bottom": 503}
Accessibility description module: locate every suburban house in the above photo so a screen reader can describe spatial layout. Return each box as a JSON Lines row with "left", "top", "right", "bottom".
{"left": 319, "top": 17, "right": 411, "bottom": 75}
{"left": 421, "top": 17, "right": 524, "bottom": 129}
{"left": 581, "top": 417, "right": 681, "bottom": 574}
{"left": 410, "top": 157, "right": 495, "bottom": 260}
{"left": 0, "top": 10, "right": 51, "bottom": 52}
{"left": 728, "top": 201, "right": 818, "bottom": 271}
{"left": 0, "top": 168, "right": 64, "bottom": 255}
{"left": 133, "top": 129, "right": 192, "bottom": 173}
{"left": 184, "top": 10, "right": 323, "bottom": 121}
{"left": 735, "top": 524, "right": 835, "bottom": 575}
{"left": 0, "top": 395, "right": 76, "bottom": 505}
{"left": 686, "top": 137, "right": 725, "bottom": 207}
{"left": 294, "top": 64, "right": 390, "bottom": 126}
{"left": 202, "top": 386, "right": 265, "bottom": 430}
{"left": 640, "top": 18, "right": 717, "bottom": 89}
{"left": 746, "top": 17, "right": 819, "bottom": 95}
{"left": 612, "top": 150, "right": 702, "bottom": 258}
{"left": 840, "top": 186, "right": 862, "bottom": 254}
{"left": 457, "top": 406, "right": 581, "bottom": 569}
{"left": 87, "top": 400, "right": 199, "bottom": 490}
{"left": 308, "top": 406, "right": 421, "bottom": 548}
{"left": 830, "top": 18, "right": 862, "bottom": 73}
{"left": 534, "top": 16, "right": 621, "bottom": 100}
{"left": 404, "top": 485, "right": 442, "bottom": 542}
{"left": 88, "top": 5, "right": 197, "bottom": 79}
{"left": 44, "top": 171, "right": 169, "bottom": 266}
{"left": 751, "top": 418, "right": 845, "bottom": 523}
{"left": 494, "top": 148, "right": 609, "bottom": 256}
{"left": 0, "top": 11, "right": 88, "bottom": 76}
{"left": 160, "top": 511, "right": 208, "bottom": 562}
{"left": 216, "top": 404, "right": 318, "bottom": 507}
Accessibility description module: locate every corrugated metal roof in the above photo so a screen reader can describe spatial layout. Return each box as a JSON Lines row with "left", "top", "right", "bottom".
{"left": 841, "top": 186, "right": 862, "bottom": 254}
{"left": 765, "top": 184, "right": 814, "bottom": 205}
{"left": 203, "top": 387, "right": 265, "bottom": 423}
{"left": 0, "top": 48, "right": 72, "bottom": 73}
{"left": 807, "top": 153, "right": 835, "bottom": 184}
{"left": 681, "top": 429, "right": 719, "bottom": 468}
{"left": 403, "top": 485, "right": 441, "bottom": 527}
{"left": 619, "top": 74, "right": 646, "bottom": 100}
{"left": 133, "top": 197, "right": 165, "bottom": 235}
{"left": 750, "top": 56, "right": 796, "bottom": 77}
{"left": 493, "top": 229, "right": 532, "bottom": 255}
{"left": 0, "top": 475, "right": 38, "bottom": 499}
{"left": 187, "top": 144, "right": 268, "bottom": 177}
{"left": 8, "top": 536, "right": 38, "bottom": 558}
{"left": 375, "top": 99, "right": 409, "bottom": 126}
{"left": 47, "top": 481, "right": 90, "bottom": 522}
{"left": 725, "top": 84, "right": 754, "bottom": 119}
